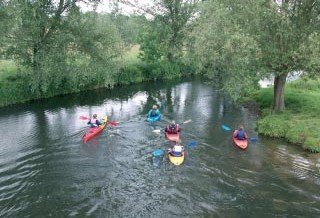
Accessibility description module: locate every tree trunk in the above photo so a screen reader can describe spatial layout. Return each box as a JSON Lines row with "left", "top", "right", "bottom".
{"left": 273, "top": 72, "right": 288, "bottom": 112}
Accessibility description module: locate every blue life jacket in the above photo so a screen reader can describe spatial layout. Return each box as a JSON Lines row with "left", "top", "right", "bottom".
{"left": 173, "top": 151, "right": 182, "bottom": 156}
{"left": 237, "top": 130, "right": 245, "bottom": 140}
{"left": 149, "top": 109, "right": 159, "bottom": 117}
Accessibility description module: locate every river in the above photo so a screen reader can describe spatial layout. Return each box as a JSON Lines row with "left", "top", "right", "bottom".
{"left": 0, "top": 78, "right": 319, "bottom": 217}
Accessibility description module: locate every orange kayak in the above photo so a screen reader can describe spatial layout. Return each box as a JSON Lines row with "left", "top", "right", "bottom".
{"left": 233, "top": 136, "right": 248, "bottom": 150}
{"left": 82, "top": 117, "right": 107, "bottom": 143}
{"left": 233, "top": 130, "right": 248, "bottom": 150}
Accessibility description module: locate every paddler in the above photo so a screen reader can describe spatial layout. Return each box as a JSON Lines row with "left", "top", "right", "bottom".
{"left": 234, "top": 125, "right": 248, "bottom": 140}
{"left": 165, "top": 120, "right": 181, "bottom": 134}
{"left": 87, "top": 114, "right": 102, "bottom": 128}
{"left": 169, "top": 139, "right": 184, "bottom": 156}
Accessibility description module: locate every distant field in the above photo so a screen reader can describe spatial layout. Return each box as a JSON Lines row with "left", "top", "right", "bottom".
{"left": 123, "top": 44, "right": 140, "bottom": 64}
{"left": 0, "top": 60, "right": 17, "bottom": 80}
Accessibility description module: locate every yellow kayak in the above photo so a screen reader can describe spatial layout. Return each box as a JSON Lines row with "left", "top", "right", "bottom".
{"left": 168, "top": 150, "right": 185, "bottom": 166}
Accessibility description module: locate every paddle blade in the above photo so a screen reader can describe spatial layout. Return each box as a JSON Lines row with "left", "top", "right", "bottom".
{"left": 152, "top": 149, "right": 164, "bottom": 156}
{"left": 108, "top": 121, "right": 117, "bottom": 126}
{"left": 249, "top": 137, "right": 258, "bottom": 142}
{"left": 187, "top": 140, "right": 198, "bottom": 147}
{"left": 80, "top": 116, "right": 89, "bottom": 120}
{"left": 222, "top": 124, "right": 231, "bottom": 131}
{"left": 182, "top": 119, "right": 192, "bottom": 124}
{"left": 152, "top": 129, "right": 161, "bottom": 133}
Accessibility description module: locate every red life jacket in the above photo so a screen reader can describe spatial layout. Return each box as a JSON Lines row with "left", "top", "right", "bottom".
{"left": 166, "top": 124, "right": 180, "bottom": 134}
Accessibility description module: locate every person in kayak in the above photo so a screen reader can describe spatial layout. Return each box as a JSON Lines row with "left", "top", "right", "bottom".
{"left": 234, "top": 125, "right": 248, "bottom": 140}
{"left": 169, "top": 140, "right": 184, "bottom": 156}
{"left": 165, "top": 120, "right": 181, "bottom": 134}
{"left": 148, "top": 105, "right": 160, "bottom": 118}
{"left": 87, "top": 114, "right": 102, "bottom": 128}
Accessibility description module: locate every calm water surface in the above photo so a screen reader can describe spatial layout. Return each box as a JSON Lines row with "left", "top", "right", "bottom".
{"left": 0, "top": 79, "right": 319, "bottom": 217}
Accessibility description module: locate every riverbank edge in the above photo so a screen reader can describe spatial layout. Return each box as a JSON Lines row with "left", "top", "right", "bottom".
{"left": 0, "top": 59, "right": 196, "bottom": 107}
{"left": 242, "top": 88, "right": 320, "bottom": 153}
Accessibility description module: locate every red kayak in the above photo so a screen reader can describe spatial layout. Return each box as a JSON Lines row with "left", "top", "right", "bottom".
{"left": 233, "top": 131, "right": 248, "bottom": 150}
{"left": 165, "top": 132, "right": 180, "bottom": 142}
{"left": 82, "top": 117, "right": 107, "bottom": 143}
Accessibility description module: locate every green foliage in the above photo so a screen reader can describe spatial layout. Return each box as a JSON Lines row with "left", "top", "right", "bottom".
{"left": 140, "top": 60, "right": 183, "bottom": 81}
{"left": 190, "top": 0, "right": 261, "bottom": 101}
{"left": 111, "top": 14, "right": 148, "bottom": 46}
{"left": 0, "top": 1, "right": 122, "bottom": 103}
{"left": 0, "top": 60, "right": 17, "bottom": 80}
{"left": 137, "top": 0, "right": 199, "bottom": 64}
{"left": 257, "top": 115, "right": 289, "bottom": 138}
{"left": 303, "top": 137, "right": 320, "bottom": 153}
{"left": 138, "top": 23, "right": 166, "bottom": 63}
{"left": 0, "top": 73, "right": 33, "bottom": 106}
{"left": 191, "top": 0, "right": 320, "bottom": 109}
{"left": 117, "top": 63, "right": 144, "bottom": 85}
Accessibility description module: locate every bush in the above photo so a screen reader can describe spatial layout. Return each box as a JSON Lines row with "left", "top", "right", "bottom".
{"left": 257, "top": 115, "right": 289, "bottom": 138}
{"left": 303, "top": 137, "right": 320, "bottom": 153}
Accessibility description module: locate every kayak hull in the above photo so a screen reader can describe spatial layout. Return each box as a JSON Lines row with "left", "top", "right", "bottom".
{"left": 168, "top": 150, "right": 185, "bottom": 165}
{"left": 147, "top": 114, "right": 161, "bottom": 122}
{"left": 165, "top": 132, "right": 180, "bottom": 142}
{"left": 233, "top": 137, "right": 248, "bottom": 150}
{"left": 82, "top": 117, "right": 107, "bottom": 143}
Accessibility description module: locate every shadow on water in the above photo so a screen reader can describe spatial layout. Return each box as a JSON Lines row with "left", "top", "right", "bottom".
{"left": 0, "top": 77, "right": 320, "bottom": 217}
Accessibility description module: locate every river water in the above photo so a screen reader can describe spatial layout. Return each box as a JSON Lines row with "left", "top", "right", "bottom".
{"left": 0, "top": 78, "right": 319, "bottom": 217}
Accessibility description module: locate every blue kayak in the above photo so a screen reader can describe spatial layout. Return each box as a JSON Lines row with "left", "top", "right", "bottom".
{"left": 147, "top": 114, "right": 161, "bottom": 122}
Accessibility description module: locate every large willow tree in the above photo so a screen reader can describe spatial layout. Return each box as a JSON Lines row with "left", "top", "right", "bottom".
{"left": 192, "top": 0, "right": 320, "bottom": 112}
{"left": 1, "top": 0, "right": 122, "bottom": 98}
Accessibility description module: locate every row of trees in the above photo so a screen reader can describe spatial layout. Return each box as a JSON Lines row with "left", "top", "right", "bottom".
{"left": 119, "top": 0, "right": 320, "bottom": 112}
{"left": 1, "top": 0, "right": 320, "bottom": 111}
{"left": 0, "top": 0, "right": 148, "bottom": 104}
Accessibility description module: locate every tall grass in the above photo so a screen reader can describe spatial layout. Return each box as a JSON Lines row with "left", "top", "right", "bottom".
{"left": 255, "top": 78, "right": 320, "bottom": 152}
{"left": 287, "top": 77, "right": 320, "bottom": 90}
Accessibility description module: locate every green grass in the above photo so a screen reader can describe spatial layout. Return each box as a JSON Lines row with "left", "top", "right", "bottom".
{"left": 255, "top": 78, "right": 320, "bottom": 152}
{"left": 122, "top": 44, "right": 141, "bottom": 65}
{"left": 0, "top": 60, "right": 17, "bottom": 80}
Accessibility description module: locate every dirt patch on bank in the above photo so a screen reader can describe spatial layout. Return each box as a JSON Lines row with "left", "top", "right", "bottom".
{"left": 242, "top": 100, "right": 261, "bottom": 118}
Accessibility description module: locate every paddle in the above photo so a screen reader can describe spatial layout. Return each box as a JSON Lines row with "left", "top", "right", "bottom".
{"left": 79, "top": 116, "right": 117, "bottom": 126}
{"left": 181, "top": 119, "right": 192, "bottom": 124}
{"left": 221, "top": 124, "right": 232, "bottom": 131}
{"left": 152, "top": 149, "right": 164, "bottom": 157}
{"left": 248, "top": 137, "right": 258, "bottom": 143}
{"left": 187, "top": 139, "right": 198, "bottom": 147}
{"left": 80, "top": 115, "right": 89, "bottom": 120}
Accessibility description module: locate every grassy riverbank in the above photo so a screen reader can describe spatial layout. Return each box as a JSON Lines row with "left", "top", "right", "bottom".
{"left": 254, "top": 78, "right": 320, "bottom": 152}
{"left": 0, "top": 45, "right": 195, "bottom": 107}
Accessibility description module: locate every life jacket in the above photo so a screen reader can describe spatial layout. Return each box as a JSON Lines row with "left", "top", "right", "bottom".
{"left": 237, "top": 130, "right": 246, "bottom": 140}
{"left": 151, "top": 109, "right": 156, "bottom": 116}
{"left": 90, "top": 118, "right": 98, "bottom": 127}
{"left": 166, "top": 124, "right": 179, "bottom": 134}
{"left": 172, "top": 145, "right": 183, "bottom": 156}
{"left": 150, "top": 109, "right": 158, "bottom": 116}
